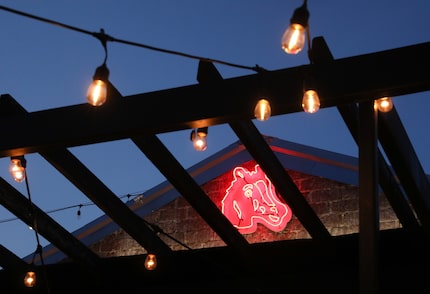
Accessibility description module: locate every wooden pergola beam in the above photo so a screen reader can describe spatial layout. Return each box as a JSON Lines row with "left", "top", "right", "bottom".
{"left": 0, "top": 38, "right": 429, "bottom": 157}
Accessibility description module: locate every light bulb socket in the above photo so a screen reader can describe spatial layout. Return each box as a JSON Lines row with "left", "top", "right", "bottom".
{"left": 190, "top": 127, "right": 208, "bottom": 141}
{"left": 290, "top": 2, "right": 309, "bottom": 28}
{"left": 93, "top": 63, "right": 110, "bottom": 82}
{"left": 190, "top": 128, "right": 208, "bottom": 151}
{"left": 303, "top": 74, "right": 317, "bottom": 92}
{"left": 11, "top": 155, "right": 26, "bottom": 168}
{"left": 197, "top": 127, "right": 208, "bottom": 137}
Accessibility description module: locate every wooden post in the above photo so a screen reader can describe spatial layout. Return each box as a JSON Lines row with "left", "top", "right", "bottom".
{"left": 358, "top": 100, "right": 379, "bottom": 293}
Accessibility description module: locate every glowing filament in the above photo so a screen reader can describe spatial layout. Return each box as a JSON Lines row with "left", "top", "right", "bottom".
{"left": 87, "top": 80, "right": 107, "bottom": 106}
{"left": 145, "top": 253, "right": 157, "bottom": 270}
{"left": 24, "top": 271, "right": 36, "bottom": 287}
{"left": 375, "top": 97, "right": 393, "bottom": 112}
{"left": 9, "top": 158, "right": 26, "bottom": 182}
{"left": 281, "top": 24, "right": 306, "bottom": 54}
{"left": 302, "top": 89, "right": 320, "bottom": 114}
{"left": 254, "top": 98, "right": 271, "bottom": 121}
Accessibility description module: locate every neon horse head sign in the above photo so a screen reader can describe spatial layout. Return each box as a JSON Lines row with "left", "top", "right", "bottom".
{"left": 221, "top": 164, "right": 292, "bottom": 234}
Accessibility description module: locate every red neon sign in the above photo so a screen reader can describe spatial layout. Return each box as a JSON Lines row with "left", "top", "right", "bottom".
{"left": 221, "top": 164, "right": 292, "bottom": 234}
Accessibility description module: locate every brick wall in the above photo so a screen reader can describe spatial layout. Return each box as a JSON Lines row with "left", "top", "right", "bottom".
{"left": 90, "top": 160, "right": 400, "bottom": 257}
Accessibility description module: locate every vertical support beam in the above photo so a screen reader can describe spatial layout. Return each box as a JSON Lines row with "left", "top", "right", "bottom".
{"left": 358, "top": 101, "right": 379, "bottom": 294}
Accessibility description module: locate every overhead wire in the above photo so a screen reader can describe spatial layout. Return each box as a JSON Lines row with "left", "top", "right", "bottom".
{"left": 0, "top": 5, "right": 267, "bottom": 73}
{"left": 0, "top": 192, "right": 145, "bottom": 224}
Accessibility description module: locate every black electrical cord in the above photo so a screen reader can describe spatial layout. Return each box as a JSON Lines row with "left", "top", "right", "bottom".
{"left": 0, "top": 5, "right": 267, "bottom": 73}
{"left": 23, "top": 166, "right": 51, "bottom": 293}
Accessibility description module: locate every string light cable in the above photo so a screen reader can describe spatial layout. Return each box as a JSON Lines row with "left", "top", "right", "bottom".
{"left": 22, "top": 163, "right": 51, "bottom": 292}
{"left": 0, "top": 191, "right": 145, "bottom": 224}
{"left": 0, "top": 5, "right": 267, "bottom": 74}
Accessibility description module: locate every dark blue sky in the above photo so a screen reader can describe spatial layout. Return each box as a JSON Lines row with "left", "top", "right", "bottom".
{"left": 0, "top": 0, "right": 429, "bottom": 259}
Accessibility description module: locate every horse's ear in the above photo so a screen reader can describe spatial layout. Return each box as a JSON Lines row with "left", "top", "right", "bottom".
{"left": 254, "top": 164, "right": 261, "bottom": 172}
{"left": 233, "top": 166, "right": 246, "bottom": 179}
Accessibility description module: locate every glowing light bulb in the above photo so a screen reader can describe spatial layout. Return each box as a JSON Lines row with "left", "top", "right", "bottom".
{"left": 87, "top": 80, "right": 107, "bottom": 106}
{"left": 192, "top": 133, "right": 207, "bottom": 151}
{"left": 254, "top": 98, "right": 271, "bottom": 121}
{"left": 375, "top": 97, "right": 393, "bottom": 112}
{"left": 191, "top": 128, "right": 208, "bottom": 151}
{"left": 87, "top": 63, "right": 109, "bottom": 106}
{"left": 144, "top": 253, "right": 157, "bottom": 270}
{"left": 281, "top": 1, "right": 309, "bottom": 55}
{"left": 9, "top": 157, "right": 26, "bottom": 182}
{"left": 281, "top": 24, "right": 306, "bottom": 54}
{"left": 24, "top": 271, "right": 36, "bottom": 287}
{"left": 302, "top": 89, "right": 320, "bottom": 114}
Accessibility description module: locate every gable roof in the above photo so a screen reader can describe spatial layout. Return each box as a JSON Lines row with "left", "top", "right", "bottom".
{"left": 37, "top": 135, "right": 359, "bottom": 264}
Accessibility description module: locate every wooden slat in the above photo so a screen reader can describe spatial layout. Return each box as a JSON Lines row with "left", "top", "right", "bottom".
{"left": 311, "top": 37, "right": 420, "bottom": 230}
{"left": 0, "top": 95, "right": 172, "bottom": 258}
{"left": 339, "top": 103, "right": 420, "bottom": 229}
{"left": 40, "top": 148, "right": 173, "bottom": 256}
{"left": 131, "top": 135, "right": 252, "bottom": 259}
{"left": 378, "top": 107, "right": 430, "bottom": 234}
{"left": 0, "top": 177, "right": 101, "bottom": 269}
{"left": 0, "top": 244, "right": 28, "bottom": 273}
{"left": 0, "top": 39, "right": 429, "bottom": 157}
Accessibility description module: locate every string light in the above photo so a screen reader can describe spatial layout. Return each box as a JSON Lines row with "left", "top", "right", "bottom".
{"left": 0, "top": 5, "right": 265, "bottom": 75}
{"left": 281, "top": 1, "right": 321, "bottom": 114}
{"left": 9, "top": 155, "right": 27, "bottom": 182}
{"left": 87, "top": 63, "right": 109, "bottom": 106}
{"left": 302, "top": 89, "right": 320, "bottom": 113}
{"left": 0, "top": 192, "right": 145, "bottom": 224}
{"left": 24, "top": 270, "right": 37, "bottom": 287}
{"left": 375, "top": 97, "right": 393, "bottom": 112}
{"left": 12, "top": 156, "right": 49, "bottom": 289}
{"left": 0, "top": 5, "right": 398, "bottom": 127}
{"left": 302, "top": 75, "right": 320, "bottom": 114}
{"left": 144, "top": 253, "right": 157, "bottom": 270}
{"left": 281, "top": 0, "right": 310, "bottom": 55}
{"left": 254, "top": 98, "right": 271, "bottom": 121}
{"left": 87, "top": 29, "right": 111, "bottom": 106}
{"left": 24, "top": 245, "right": 42, "bottom": 288}
{"left": 190, "top": 127, "right": 208, "bottom": 151}
{"left": 253, "top": 70, "right": 272, "bottom": 121}
{"left": 0, "top": 4, "right": 270, "bottom": 126}
{"left": 77, "top": 204, "right": 83, "bottom": 218}
{"left": 193, "top": 61, "right": 215, "bottom": 150}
